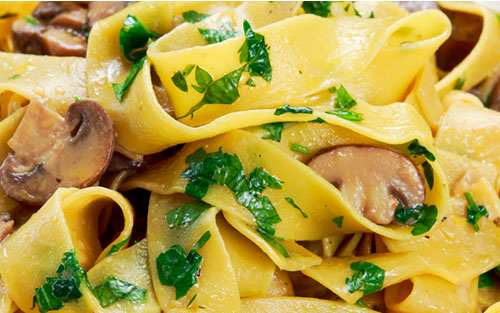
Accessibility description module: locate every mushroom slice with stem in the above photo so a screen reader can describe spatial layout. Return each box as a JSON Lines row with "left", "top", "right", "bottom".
{"left": 0, "top": 100, "right": 115, "bottom": 205}
{"left": 307, "top": 145, "right": 426, "bottom": 225}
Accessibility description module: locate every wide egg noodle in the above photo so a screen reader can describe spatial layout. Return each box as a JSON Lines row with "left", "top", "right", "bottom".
{"left": 86, "top": 240, "right": 160, "bottom": 313}
{"left": 147, "top": 193, "right": 241, "bottom": 312}
{"left": 0, "top": 187, "right": 134, "bottom": 312}
{"left": 123, "top": 104, "right": 449, "bottom": 241}
{"left": 384, "top": 275, "right": 478, "bottom": 313}
{"left": 435, "top": 2, "right": 500, "bottom": 97}
{"left": 241, "top": 296, "right": 379, "bottom": 313}
{"left": 88, "top": 3, "right": 450, "bottom": 154}
{"left": 0, "top": 53, "right": 86, "bottom": 115}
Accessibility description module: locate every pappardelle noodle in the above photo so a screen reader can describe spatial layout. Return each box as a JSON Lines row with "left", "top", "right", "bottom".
{"left": 0, "top": 1, "right": 499, "bottom": 313}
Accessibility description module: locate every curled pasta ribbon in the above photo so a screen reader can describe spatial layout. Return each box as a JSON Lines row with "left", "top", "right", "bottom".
{"left": 241, "top": 297, "right": 379, "bottom": 313}
{"left": 0, "top": 187, "right": 134, "bottom": 312}
{"left": 0, "top": 53, "right": 87, "bottom": 117}
{"left": 436, "top": 2, "right": 500, "bottom": 97}
{"left": 384, "top": 275, "right": 478, "bottom": 313}
{"left": 124, "top": 110, "right": 449, "bottom": 242}
{"left": 87, "top": 1, "right": 450, "bottom": 154}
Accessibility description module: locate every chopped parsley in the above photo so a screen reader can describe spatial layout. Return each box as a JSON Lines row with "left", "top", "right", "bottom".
{"left": 166, "top": 200, "right": 211, "bottom": 229}
{"left": 192, "top": 66, "right": 213, "bottom": 93}
{"left": 23, "top": 16, "right": 37, "bottom": 25}
{"left": 369, "top": 11, "right": 375, "bottom": 18}
{"left": 422, "top": 161, "right": 434, "bottom": 190}
{"left": 332, "top": 216, "right": 344, "bottom": 228}
{"left": 156, "top": 231, "right": 211, "bottom": 299}
{"left": 256, "top": 228, "right": 289, "bottom": 258}
{"left": 261, "top": 122, "right": 284, "bottom": 142}
{"left": 345, "top": 261, "right": 385, "bottom": 296}
{"left": 172, "top": 71, "right": 188, "bottom": 92}
{"left": 407, "top": 140, "right": 435, "bottom": 161}
{"left": 290, "top": 143, "right": 309, "bottom": 155}
{"left": 8, "top": 74, "right": 20, "bottom": 80}
{"left": 177, "top": 20, "right": 272, "bottom": 119}
{"left": 301, "top": 1, "right": 332, "bottom": 17}
{"left": 328, "top": 86, "right": 337, "bottom": 93}
{"left": 246, "top": 77, "right": 256, "bottom": 87}
{"left": 395, "top": 204, "right": 437, "bottom": 236}
{"left": 479, "top": 272, "right": 495, "bottom": 288}
{"left": 325, "top": 109, "right": 363, "bottom": 121}
{"left": 181, "top": 148, "right": 288, "bottom": 257}
{"left": 113, "top": 15, "right": 160, "bottom": 101}
{"left": 334, "top": 85, "right": 357, "bottom": 109}
{"left": 344, "top": 3, "right": 350, "bottom": 12}
{"left": 355, "top": 299, "right": 367, "bottom": 307}
{"left": 74, "top": 96, "right": 98, "bottom": 102}
{"left": 107, "top": 235, "right": 131, "bottom": 256}
{"left": 274, "top": 104, "right": 313, "bottom": 115}
{"left": 0, "top": 13, "right": 17, "bottom": 19}
{"left": 310, "top": 117, "right": 326, "bottom": 123}
{"left": 285, "top": 197, "right": 308, "bottom": 218}
{"left": 33, "top": 250, "right": 146, "bottom": 313}
{"left": 187, "top": 294, "right": 197, "bottom": 307}
{"left": 453, "top": 76, "right": 466, "bottom": 90}
{"left": 465, "top": 192, "right": 489, "bottom": 232}
{"left": 182, "top": 10, "right": 210, "bottom": 24}
{"left": 198, "top": 22, "right": 238, "bottom": 44}
{"left": 93, "top": 276, "right": 146, "bottom": 308}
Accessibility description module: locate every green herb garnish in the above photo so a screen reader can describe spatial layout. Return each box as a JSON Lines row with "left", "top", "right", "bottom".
{"left": 285, "top": 197, "right": 308, "bottom": 218}
{"left": 274, "top": 104, "right": 313, "bottom": 115}
{"left": 23, "top": 16, "right": 37, "bottom": 25}
{"left": 407, "top": 139, "right": 435, "bottom": 161}
{"left": 166, "top": 200, "right": 211, "bottom": 229}
{"left": 112, "top": 56, "right": 146, "bottom": 101}
{"left": 301, "top": 1, "right": 332, "bottom": 17}
{"left": 334, "top": 85, "right": 357, "bottom": 109}
{"left": 325, "top": 109, "right": 363, "bottom": 121}
{"left": 93, "top": 276, "right": 146, "bottom": 308}
{"left": 256, "top": 227, "right": 289, "bottom": 258}
{"left": 479, "top": 272, "right": 495, "bottom": 288}
{"left": 156, "top": 231, "right": 211, "bottom": 299}
{"left": 395, "top": 204, "right": 438, "bottom": 236}
{"left": 198, "top": 22, "right": 238, "bottom": 44}
{"left": 422, "top": 161, "right": 434, "bottom": 190}
{"left": 8, "top": 74, "right": 20, "bottom": 80}
{"left": 0, "top": 13, "right": 17, "bottom": 19}
{"left": 261, "top": 122, "right": 284, "bottom": 142}
{"left": 345, "top": 261, "right": 385, "bottom": 296}
{"left": 182, "top": 10, "right": 210, "bottom": 24}
{"left": 369, "top": 11, "right": 375, "bottom": 18}
{"left": 290, "top": 143, "right": 309, "bottom": 154}
{"left": 332, "top": 216, "right": 344, "bottom": 228}
{"left": 107, "top": 235, "right": 131, "bottom": 256}
{"left": 192, "top": 66, "right": 213, "bottom": 93}
{"left": 465, "top": 192, "right": 489, "bottom": 232}
{"left": 453, "top": 76, "right": 466, "bottom": 90}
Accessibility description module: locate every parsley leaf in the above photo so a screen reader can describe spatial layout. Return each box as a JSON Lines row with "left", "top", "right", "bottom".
{"left": 334, "top": 85, "right": 357, "bottom": 109}
{"left": 8, "top": 74, "right": 20, "bottom": 80}
{"left": 119, "top": 15, "right": 160, "bottom": 62}
{"left": 198, "top": 22, "right": 238, "bottom": 44}
{"left": 285, "top": 197, "right": 308, "bottom": 218}
{"left": 310, "top": 117, "right": 326, "bottom": 123}
{"left": 166, "top": 200, "right": 212, "bottom": 229}
{"left": 290, "top": 143, "right": 309, "bottom": 154}
{"left": 33, "top": 250, "right": 87, "bottom": 313}
{"left": 395, "top": 204, "right": 437, "bottom": 236}
{"left": 246, "top": 77, "right": 256, "bottom": 87}
{"left": 345, "top": 261, "right": 385, "bottom": 296}
{"left": 274, "top": 104, "right": 313, "bottom": 115}
{"left": 465, "top": 192, "right": 489, "bottom": 232}
{"left": 407, "top": 140, "right": 435, "bottom": 161}
{"left": 369, "top": 11, "right": 375, "bottom": 18}
{"left": 325, "top": 109, "right": 363, "bottom": 121}
{"left": 187, "top": 294, "right": 197, "bottom": 307}
{"left": 453, "top": 76, "right": 466, "bottom": 90}
{"left": 0, "top": 13, "right": 17, "bottom": 19}
{"left": 182, "top": 10, "right": 210, "bottom": 24}
{"left": 107, "top": 235, "right": 131, "bottom": 256}
{"left": 181, "top": 148, "right": 287, "bottom": 257}
{"left": 172, "top": 71, "right": 188, "bottom": 92}
{"left": 112, "top": 56, "right": 147, "bottom": 101}
{"left": 261, "top": 122, "right": 284, "bottom": 142}
{"left": 479, "top": 272, "right": 495, "bottom": 288}
{"left": 239, "top": 20, "right": 272, "bottom": 83}
{"left": 332, "top": 216, "right": 343, "bottom": 228}
{"left": 192, "top": 66, "right": 213, "bottom": 93}
{"left": 256, "top": 227, "right": 289, "bottom": 258}
{"left": 301, "top": 1, "right": 332, "bottom": 17}
{"left": 156, "top": 231, "right": 211, "bottom": 299}
{"left": 422, "top": 161, "right": 434, "bottom": 190}
{"left": 24, "top": 16, "right": 37, "bottom": 25}
{"left": 93, "top": 276, "right": 146, "bottom": 308}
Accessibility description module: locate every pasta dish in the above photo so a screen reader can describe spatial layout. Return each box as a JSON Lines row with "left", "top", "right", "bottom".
{"left": 0, "top": 1, "right": 499, "bottom": 312}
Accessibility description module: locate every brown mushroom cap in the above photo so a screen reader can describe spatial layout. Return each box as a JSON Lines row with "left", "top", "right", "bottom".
{"left": 0, "top": 100, "right": 115, "bottom": 205}
{"left": 307, "top": 145, "right": 426, "bottom": 225}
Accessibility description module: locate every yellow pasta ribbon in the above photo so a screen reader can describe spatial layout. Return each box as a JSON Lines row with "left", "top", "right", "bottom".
{"left": 241, "top": 297, "right": 379, "bottom": 313}
{"left": 0, "top": 2, "right": 39, "bottom": 52}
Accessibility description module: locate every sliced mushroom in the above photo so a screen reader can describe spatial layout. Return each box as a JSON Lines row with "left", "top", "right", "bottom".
{"left": 41, "top": 28, "right": 87, "bottom": 57}
{"left": 0, "top": 100, "right": 115, "bottom": 205}
{"left": 49, "top": 8, "right": 88, "bottom": 31}
{"left": 0, "top": 214, "right": 14, "bottom": 243}
{"left": 307, "top": 145, "right": 426, "bottom": 225}
{"left": 88, "top": 1, "right": 131, "bottom": 28}
{"left": 11, "top": 19, "right": 46, "bottom": 55}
